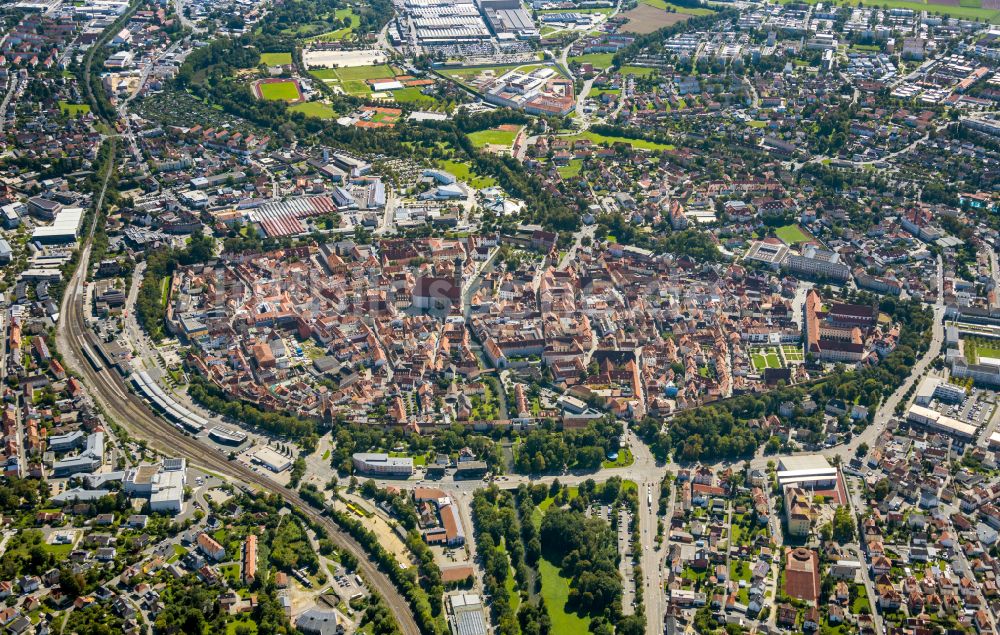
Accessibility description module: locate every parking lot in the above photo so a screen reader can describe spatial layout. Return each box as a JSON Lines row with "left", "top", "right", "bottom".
{"left": 927, "top": 387, "right": 997, "bottom": 428}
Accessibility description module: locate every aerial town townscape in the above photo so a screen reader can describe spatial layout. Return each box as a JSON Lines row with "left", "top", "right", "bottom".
{"left": 9, "top": 0, "right": 1000, "bottom": 633}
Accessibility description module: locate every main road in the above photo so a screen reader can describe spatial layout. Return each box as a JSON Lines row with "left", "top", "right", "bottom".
{"left": 55, "top": 147, "right": 421, "bottom": 635}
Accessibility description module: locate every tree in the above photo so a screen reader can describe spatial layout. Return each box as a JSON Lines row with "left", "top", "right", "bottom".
{"left": 832, "top": 506, "right": 856, "bottom": 543}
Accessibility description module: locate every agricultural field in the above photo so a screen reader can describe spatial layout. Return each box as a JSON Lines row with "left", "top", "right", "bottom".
{"left": 775, "top": 224, "right": 811, "bottom": 244}
{"left": 621, "top": 3, "right": 695, "bottom": 33}
{"left": 777, "top": 0, "right": 1000, "bottom": 22}
{"left": 639, "top": 0, "right": 716, "bottom": 13}
{"left": 259, "top": 52, "right": 292, "bottom": 66}
{"left": 750, "top": 346, "right": 783, "bottom": 372}
{"left": 288, "top": 101, "right": 337, "bottom": 119}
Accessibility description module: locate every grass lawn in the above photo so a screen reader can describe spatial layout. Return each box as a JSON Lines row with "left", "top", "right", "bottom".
{"left": 468, "top": 128, "right": 519, "bottom": 148}
{"left": 618, "top": 65, "right": 658, "bottom": 77}
{"left": 539, "top": 556, "right": 590, "bottom": 632}
{"left": 226, "top": 616, "right": 258, "bottom": 635}
{"left": 42, "top": 543, "right": 73, "bottom": 558}
{"left": 776, "top": 0, "right": 1000, "bottom": 21}
{"left": 566, "top": 131, "right": 673, "bottom": 152}
{"left": 306, "top": 8, "right": 360, "bottom": 41}
{"left": 570, "top": 52, "right": 615, "bottom": 69}
{"left": 288, "top": 101, "right": 337, "bottom": 118}
{"left": 259, "top": 52, "right": 292, "bottom": 66}
{"left": 437, "top": 160, "right": 496, "bottom": 188}
{"left": 748, "top": 120, "right": 767, "bottom": 128}
{"left": 590, "top": 87, "right": 621, "bottom": 97}
{"left": 775, "top": 224, "right": 811, "bottom": 244}
{"left": 258, "top": 80, "right": 301, "bottom": 101}
{"left": 751, "top": 349, "right": 783, "bottom": 371}
{"left": 160, "top": 275, "right": 171, "bottom": 305}
{"left": 602, "top": 447, "right": 634, "bottom": 469}
{"left": 966, "top": 339, "right": 1000, "bottom": 364}
{"left": 505, "top": 565, "right": 520, "bottom": 612}
{"left": 391, "top": 87, "right": 438, "bottom": 107}
{"left": 558, "top": 159, "right": 583, "bottom": 179}
{"left": 58, "top": 101, "right": 90, "bottom": 116}
{"left": 851, "top": 591, "right": 870, "bottom": 614}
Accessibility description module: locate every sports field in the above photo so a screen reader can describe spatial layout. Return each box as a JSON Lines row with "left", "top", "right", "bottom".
{"left": 256, "top": 79, "right": 302, "bottom": 102}
{"left": 310, "top": 64, "right": 395, "bottom": 96}
{"left": 776, "top": 224, "right": 811, "bottom": 244}
{"left": 259, "top": 52, "right": 292, "bottom": 66}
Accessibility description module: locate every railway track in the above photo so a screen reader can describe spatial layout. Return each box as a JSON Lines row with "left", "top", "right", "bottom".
{"left": 55, "top": 156, "right": 420, "bottom": 635}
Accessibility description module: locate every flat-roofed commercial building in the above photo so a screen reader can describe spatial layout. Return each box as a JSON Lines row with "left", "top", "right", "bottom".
{"left": 776, "top": 455, "right": 837, "bottom": 490}
{"left": 352, "top": 452, "right": 414, "bottom": 477}
{"left": 253, "top": 447, "right": 292, "bottom": 473}
{"left": 907, "top": 404, "right": 977, "bottom": 440}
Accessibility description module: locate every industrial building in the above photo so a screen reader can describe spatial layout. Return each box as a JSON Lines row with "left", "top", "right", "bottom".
{"left": 449, "top": 593, "right": 487, "bottom": 635}
{"left": 479, "top": 0, "right": 538, "bottom": 39}
{"left": 402, "top": 0, "right": 492, "bottom": 44}
{"left": 31, "top": 207, "right": 85, "bottom": 244}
